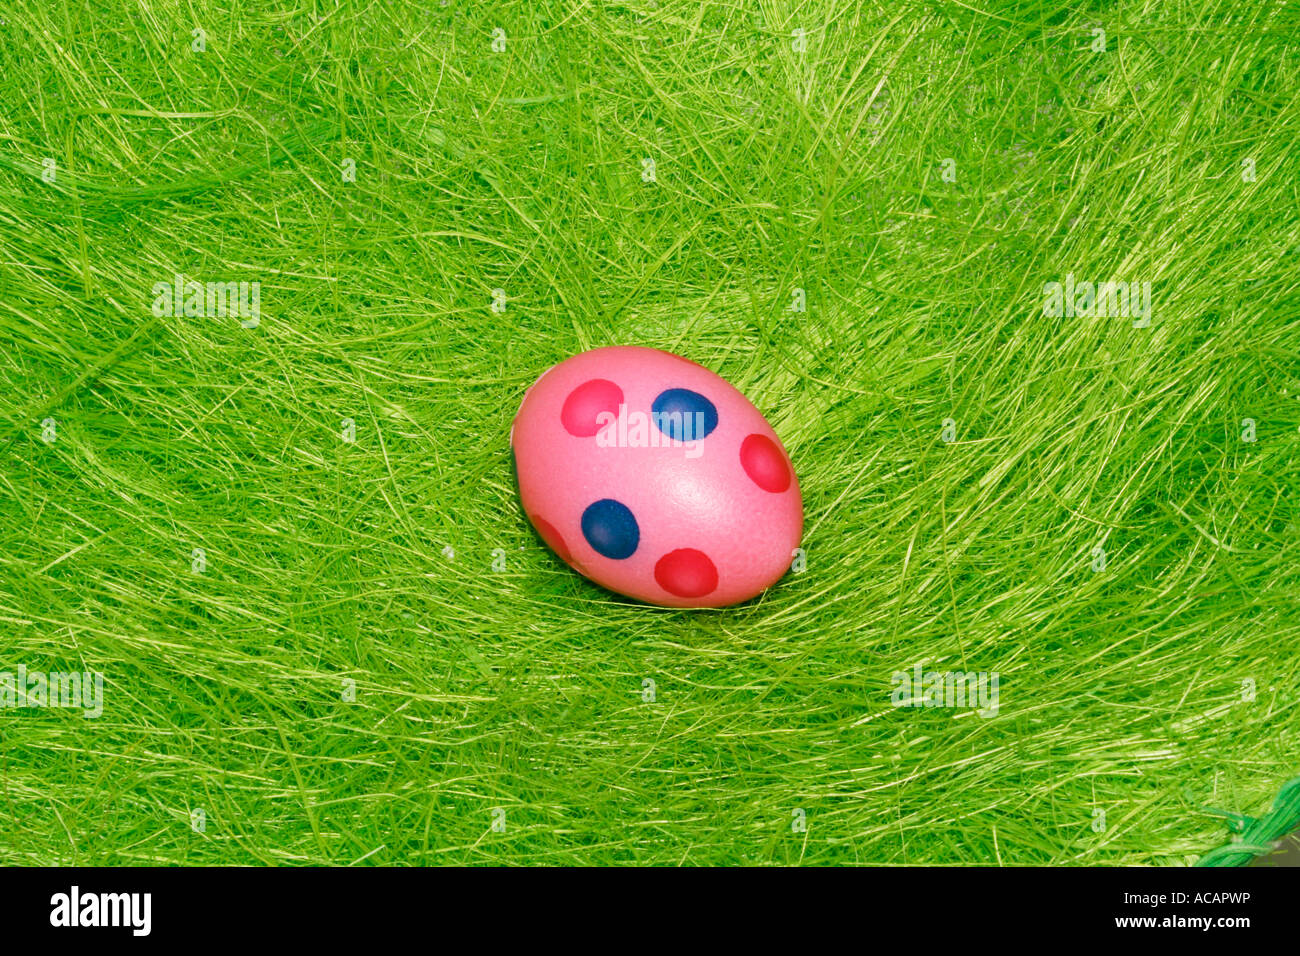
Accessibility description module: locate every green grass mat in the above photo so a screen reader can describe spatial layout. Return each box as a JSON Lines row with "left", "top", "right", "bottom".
{"left": 1, "top": 0, "right": 1297, "bottom": 865}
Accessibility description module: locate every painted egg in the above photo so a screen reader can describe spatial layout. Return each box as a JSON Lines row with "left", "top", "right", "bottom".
{"left": 511, "top": 346, "right": 803, "bottom": 608}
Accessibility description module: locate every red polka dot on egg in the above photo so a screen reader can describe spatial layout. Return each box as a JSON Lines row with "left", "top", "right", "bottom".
{"left": 561, "top": 379, "right": 623, "bottom": 437}
{"left": 530, "top": 515, "right": 572, "bottom": 562}
{"left": 739, "top": 433, "right": 791, "bottom": 493}
{"left": 654, "top": 548, "right": 719, "bottom": 599}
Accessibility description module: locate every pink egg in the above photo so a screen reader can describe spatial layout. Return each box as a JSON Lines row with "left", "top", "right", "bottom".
{"left": 511, "top": 346, "right": 803, "bottom": 608}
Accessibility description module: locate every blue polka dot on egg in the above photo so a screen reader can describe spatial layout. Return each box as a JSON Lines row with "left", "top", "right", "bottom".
{"left": 651, "top": 388, "right": 718, "bottom": 441}
{"left": 581, "top": 498, "right": 640, "bottom": 559}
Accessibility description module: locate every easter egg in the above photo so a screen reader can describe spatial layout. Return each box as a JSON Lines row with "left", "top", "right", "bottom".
{"left": 511, "top": 346, "right": 802, "bottom": 608}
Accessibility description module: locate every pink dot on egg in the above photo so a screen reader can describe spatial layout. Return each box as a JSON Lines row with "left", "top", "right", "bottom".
{"left": 561, "top": 379, "right": 623, "bottom": 437}
{"left": 654, "top": 548, "right": 719, "bottom": 599}
{"left": 530, "top": 515, "right": 571, "bottom": 562}
{"left": 739, "top": 433, "right": 791, "bottom": 493}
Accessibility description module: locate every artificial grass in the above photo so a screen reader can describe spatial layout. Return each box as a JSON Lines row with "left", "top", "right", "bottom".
{"left": 0, "top": 0, "right": 1297, "bottom": 866}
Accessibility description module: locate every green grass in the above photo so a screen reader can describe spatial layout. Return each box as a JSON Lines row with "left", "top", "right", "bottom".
{"left": 1, "top": 0, "right": 1298, "bottom": 865}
